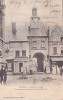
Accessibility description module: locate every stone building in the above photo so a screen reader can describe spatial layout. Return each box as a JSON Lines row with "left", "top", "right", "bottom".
{"left": 5, "top": 23, "right": 29, "bottom": 74}
{"left": 27, "top": 7, "right": 49, "bottom": 72}
{"left": 49, "top": 25, "right": 63, "bottom": 74}
{"left": 5, "top": 7, "right": 63, "bottom": 74}
{"left": 0, "top": 0, "right": 6, "bottom": 68}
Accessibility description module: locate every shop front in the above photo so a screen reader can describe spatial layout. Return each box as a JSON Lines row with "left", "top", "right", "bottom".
{"left": 50, "top": 56, "right": 63, "bottom": 74}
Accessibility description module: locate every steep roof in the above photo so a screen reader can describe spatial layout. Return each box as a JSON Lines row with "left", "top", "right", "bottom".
{"left": 5, "top": 25, "right": 28, "bottom": 42}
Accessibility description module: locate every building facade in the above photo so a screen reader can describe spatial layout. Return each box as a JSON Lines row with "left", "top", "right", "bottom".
{"left": 27, "top": 7, "right": 49, "bottom": 72}
{"left": 6, "top": 41, "right": 29, "bottom": 74}
{"left": 0, "top": 0, "right": 5, "bottom": 68}
{"left": 5, "top": 7, "right": 63, "bottom": 74}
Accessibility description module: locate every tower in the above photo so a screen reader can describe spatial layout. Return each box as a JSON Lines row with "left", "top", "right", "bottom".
{"left": 31, "top": 7, "right": 40, "bottom": 22}
{"left": 27, "top": 7, "right": 49, "bottom": 72}
{"left": 32, "top": 7, "right": 37, "bottom": 16}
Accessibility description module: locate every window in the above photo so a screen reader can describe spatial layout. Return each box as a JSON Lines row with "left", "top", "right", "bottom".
{"left": 19, "top": 63, "right": 23, "bottom": 72}
{"left": 32, "top": 18, "right": 33, "bottom": 20}
{"left": 29, "top": 55, "right": 31, "bottom": 59}
{"left": 38, "top": 17, "right": 40, "bottom": 20}
{"left": 11, "top": 63, "right": 14, "bottom": 72}
{"left": 32, "top": 41, "right": 36, "bottom": 48}
{"left": 41, "top": 41, "right": 45, "bottom": 48}
{"left": 28, "top": 26, "right": 30, "bottom": 31}
{"left": 53, "top": 47, "right": 57, "bottom": 55}
{"left": 0, "top": 51, "right": 2, "bottom": 56}
{"left": 22, "top": 50, "right": 26, "bottom": 57}
{"left": 61, "top": 37, "right": 63, "bottom": 41}
{"left": 15, "top": 51, "right": 20, "bottom": 57}
{"left": 61, "top": 50, "right": 63, "bottom": 55}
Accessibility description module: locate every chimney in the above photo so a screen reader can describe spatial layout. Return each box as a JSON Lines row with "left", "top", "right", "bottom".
{"left": 12, "top": 22, "right": 16, "bottom": 35}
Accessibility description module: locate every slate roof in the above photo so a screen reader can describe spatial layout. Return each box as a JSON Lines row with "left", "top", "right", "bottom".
{"left": 5, "top": 21, "right": 63, "bottom": 42}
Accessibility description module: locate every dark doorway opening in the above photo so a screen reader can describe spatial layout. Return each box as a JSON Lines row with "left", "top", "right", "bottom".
{"left": 33, "top": 53, "right": 44, "bottom": 72}
{"left": 19, "top": 63, "right": 23, "bottom": 72}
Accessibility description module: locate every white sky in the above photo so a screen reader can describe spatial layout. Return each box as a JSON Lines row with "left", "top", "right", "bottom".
{"left": 5, "top": 0, "right": 62, "bottom": 26}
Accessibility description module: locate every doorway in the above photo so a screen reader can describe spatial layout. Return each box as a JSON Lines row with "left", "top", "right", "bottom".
{"left": 19, "top": 63, "right": 23, "bottom": 72}
{"left": 33, "top": 53, "right": 44, "bottom": 72}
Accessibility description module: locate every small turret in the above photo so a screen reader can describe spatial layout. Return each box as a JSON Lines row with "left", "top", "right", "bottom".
{"left": 31, "top": 7, "right": 40, "bottom": 22}
{"left": 32, "top": 7, "right": 37, "bottom": 17}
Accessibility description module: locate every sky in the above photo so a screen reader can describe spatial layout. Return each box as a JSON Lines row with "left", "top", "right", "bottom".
{"left": 5, "top": 0, "right": 62, "bottom": 26}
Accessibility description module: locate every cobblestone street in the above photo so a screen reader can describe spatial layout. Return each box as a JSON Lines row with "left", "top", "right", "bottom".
{"left": 0, "top": 73, "right": 63, "bottom": 100}
{"left": 5, "top": 73, "right": 63, "bottom": 85}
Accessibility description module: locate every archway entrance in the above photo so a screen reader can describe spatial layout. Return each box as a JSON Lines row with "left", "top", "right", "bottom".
{"left": 33, "top": 53, "right": 44, "bottom": 72}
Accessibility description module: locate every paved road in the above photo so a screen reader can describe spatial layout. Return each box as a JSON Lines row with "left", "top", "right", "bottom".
{"left": 0, "top": 73, "right": 63, "bottom": 100}
{"left": 5, "top": 73, "right": 63, "bottom": 85}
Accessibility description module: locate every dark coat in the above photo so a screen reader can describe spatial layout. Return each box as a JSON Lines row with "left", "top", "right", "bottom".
{"left": 0, "top": 68, "right": 4, "bottom": 76}
{"left": 0, "top": 68, "right": 4, "bottom": 81}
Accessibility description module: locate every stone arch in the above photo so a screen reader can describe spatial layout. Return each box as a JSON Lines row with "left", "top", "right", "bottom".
{"left": 33, "top": 52, "right": 44, "bottom": 72}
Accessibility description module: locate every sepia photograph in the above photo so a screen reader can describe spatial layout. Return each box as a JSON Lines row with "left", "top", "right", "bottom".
{"left": 0, "top": 0, "right": 63, "bottom": 100}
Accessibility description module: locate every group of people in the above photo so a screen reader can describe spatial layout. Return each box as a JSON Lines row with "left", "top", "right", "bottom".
{"left": 0, "top": 65, "right": 7, "bottom": 84}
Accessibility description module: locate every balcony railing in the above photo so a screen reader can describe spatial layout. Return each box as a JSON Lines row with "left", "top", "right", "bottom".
{"left": 50, "top": 53, "right": 63, "bottom": 57}
{"left": 14, "top": 56, "right": 29, "bottom": 62}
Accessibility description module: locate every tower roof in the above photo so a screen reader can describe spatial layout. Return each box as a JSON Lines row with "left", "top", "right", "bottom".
{"left": 32, "top": 7, "right": 37, "bottom": 16}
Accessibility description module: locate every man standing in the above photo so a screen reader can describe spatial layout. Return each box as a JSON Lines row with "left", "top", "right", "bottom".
{"left": 3, "top": 66, "right": 7, "bottom": 84}
{"left": 0, "top": 65, "right": 4, "bottom": 84}
{"left": 50, "top": 66, "right": 52, "bottom": 74}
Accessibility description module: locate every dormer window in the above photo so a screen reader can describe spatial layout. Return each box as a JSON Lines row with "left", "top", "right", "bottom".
{"left": 53, "top": 47, "right": 57, "bottom": 55}
{"left": 15, "top": 51, "right": 20, "bottom": 58}
{"left": 41, "top": 41, "right": 45, "bottom": 48}
{"left": 32, "top": 41, "right": 37, "bottom": 48}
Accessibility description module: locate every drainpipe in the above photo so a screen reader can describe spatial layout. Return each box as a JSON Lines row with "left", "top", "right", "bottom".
{"left": 47, "top": 26, "right": 51, "bottom": 72}
{"left": 48, "top": 26, "right": 49, "bottom": 58}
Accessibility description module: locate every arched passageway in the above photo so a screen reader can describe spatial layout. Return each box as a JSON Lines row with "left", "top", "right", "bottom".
{"left": 33, "top": 53, "right": 44, "bottom": 72}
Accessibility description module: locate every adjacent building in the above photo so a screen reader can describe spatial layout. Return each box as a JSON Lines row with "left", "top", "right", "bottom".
{"left": 5, "top": 7, "right": 63, "bottom": 74}
{"left": 0, "top": 0, "right": 5, "bottom": 68}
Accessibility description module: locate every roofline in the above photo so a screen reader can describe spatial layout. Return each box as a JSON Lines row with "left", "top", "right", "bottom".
{"left": 50, "top": 56, "right": 63, "bottom": 57}
{"left": 27, "top": 36, "right": 48, "bottom": 38}
{"left": 0, "top": 37, "right": 5, "bottom": 43}
{"left": 8, "top": 40, "right": 29, "bottom": 43}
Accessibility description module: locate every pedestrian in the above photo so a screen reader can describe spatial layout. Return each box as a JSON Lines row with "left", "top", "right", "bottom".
{"left": 0, "top": 65, "right": 4, "bottom": 84}
{"left": 23, "top": 67, "right": 27, "bottom": 79}
{"left": 50, "top": 67, "right": 52, "bottom": 74}
{"left": 60, "top": 67, "right": 62, "bottom": 76}
{"left": 44, "top": 67, "right": 46, "bottom": 73}
{"left": 5, "top": 64, "right": 8, "bottom": 71}
{"left": 3, "top": 66, "right": 7, "bottom": 84}
{"left": 21, "top": 66, "right": 23, "bottom": 79}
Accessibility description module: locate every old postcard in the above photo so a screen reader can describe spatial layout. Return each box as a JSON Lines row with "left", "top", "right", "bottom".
{"left": 0, "top": 0, "right": 63, "bottom": 100}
